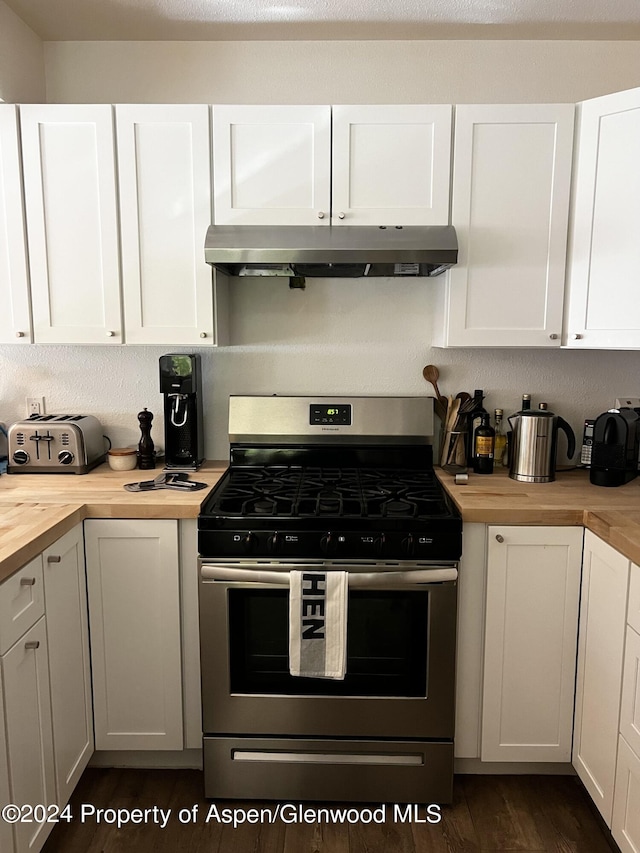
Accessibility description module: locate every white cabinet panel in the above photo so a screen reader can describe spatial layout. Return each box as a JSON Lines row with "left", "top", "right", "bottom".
{"left": 0, "top": 673, "right": 14, "bottom": 853}
{"left": 621, "top": 627, "right": 640, "bottom": 759}
{"left": 574, "top": 529, "right": 630, "bottom": 826}
{"left": 20, "top": 104, "right": 122, "bottom": 344}
{"left": 43, "top": 526, "right": 93, "bottom": 804}
{"left": 0, "top": 105, "right": 31, "bottom": 344}
{"left": 116, "top": 104, "right": 219, "bottom": 345}
{"left": 613, "top": 736, "right": 640, "bottom": 853}
{"left": 565, "top": 87, "right": 640, "bottom": 349}
{"left": 0, "top": 555, "right": 44, "bottom": 655}
{"left": 629, "top": 566, "right": 640, "bottom": 635}
{"left": 482, "top": 525, "right": 582, "bottom": 761}
{"left": 2, "top": 618, "right": 56, "bottom": 853}
{"left": 437, "top": 104, "right": 574, "bottom": 347}
{"left": 331, "top": 105, "right": 451, "bottom": 225}
{"left": 85, "top": 519, "right": 183, "bottom": 750}
{"left": 213, "top": 105, "right": 331, "bottom": 226}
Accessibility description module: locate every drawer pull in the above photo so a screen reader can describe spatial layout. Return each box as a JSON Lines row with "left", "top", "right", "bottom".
{"left": 20, "top": 577, "right": 37, "bottom": 586}
{"left": 47, "top": 555, "right": 61, "bottom": 563}
{"left": 24, "top": 641, "right": 40, "bottom": 650}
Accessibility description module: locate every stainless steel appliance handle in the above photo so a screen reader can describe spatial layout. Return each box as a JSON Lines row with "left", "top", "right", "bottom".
{"left": 200, "top": 564, "right": 457, "bottom": 586}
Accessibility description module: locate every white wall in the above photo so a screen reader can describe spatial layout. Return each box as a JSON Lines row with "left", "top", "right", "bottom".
{"left": 44, "top": 40, "right": 640, "bottom": 104}
{"left": 0, "top": 0, "right": 44, "bottom": 103}
{"left": 1, "top": 38, "right": 640, "bottom": 461}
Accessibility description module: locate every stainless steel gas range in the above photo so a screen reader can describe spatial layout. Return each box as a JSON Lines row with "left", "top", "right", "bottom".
{"left": 197, "top": 396, "right": 462, "bottom": 804}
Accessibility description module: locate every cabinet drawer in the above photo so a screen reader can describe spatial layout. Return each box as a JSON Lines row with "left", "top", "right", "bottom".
{"left": 0, "top": 555, "right": 45, "bottom": 654}
{"left": 629, "top": 566, "right": 640, "bottom": 635}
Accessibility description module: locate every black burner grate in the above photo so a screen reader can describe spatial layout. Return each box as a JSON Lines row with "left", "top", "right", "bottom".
{"left": 209, "top": 466, "right": 450, "bottom": 520}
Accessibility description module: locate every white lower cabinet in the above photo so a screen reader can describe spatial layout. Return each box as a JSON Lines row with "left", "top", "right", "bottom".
{"left": 573, "top": 530, "right": 630, "bottom": 826}
{"left": 0, "top": 674, "right": 13, "bottom": 852}
{"left": 42, "top": 526, "right": 94, "bottom": 805}
{"left": 0, "top": 524, "right": 94, "bottom": 853}
{"left": 482, "top": 525, "right": 582, "bottom": 761}
{"left": 84, "top": 518, "right": 183, "bottom": 750}
{"left": 2, "top": 617, "right": 56, "bottom": 853}
{"left": 613, "top": 736, "right": 640, "bottom": 853}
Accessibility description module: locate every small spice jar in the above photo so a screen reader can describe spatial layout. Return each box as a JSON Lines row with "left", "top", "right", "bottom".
{"left": 107, "top": 447, "right": 138, "bottom": 471}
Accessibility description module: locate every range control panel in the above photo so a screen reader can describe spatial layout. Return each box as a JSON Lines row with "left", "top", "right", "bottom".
{"left": 309, "top": 404, "right": 352, "bottom": 426}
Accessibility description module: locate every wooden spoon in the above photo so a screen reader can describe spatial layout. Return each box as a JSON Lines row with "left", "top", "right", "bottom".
{"left": 422, "top": 365, "right": 444, "bottom": 401}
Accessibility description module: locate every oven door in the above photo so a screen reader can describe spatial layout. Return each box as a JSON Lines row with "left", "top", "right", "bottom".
{"left": 199, "top": 560, "right": 457, "bottom": 740}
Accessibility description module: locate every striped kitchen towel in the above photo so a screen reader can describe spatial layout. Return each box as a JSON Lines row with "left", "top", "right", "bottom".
{"left": 289, "top": 570, "right": 348, "bottom": 680}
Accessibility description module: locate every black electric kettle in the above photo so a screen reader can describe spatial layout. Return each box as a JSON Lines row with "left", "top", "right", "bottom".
{"left": 508, "top": 402, "right": 576, "bottom": 483}
{"left": 589, "top": 408, "right": 639, "bottom": 487}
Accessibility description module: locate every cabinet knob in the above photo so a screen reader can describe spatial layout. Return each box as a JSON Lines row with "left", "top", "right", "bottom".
{"left": 495, "top": 534, "right": 505, "bottom": 543}
{"left": 317, "top": 211, "right": 325, "bottom": 219}
{"left": 549, "top": 333, "right": 558, "bottom": 340}
{"left": 47, "top": 555, "right": 61, "bottom": 563}
{"left": 20, "top": 577, "right": 37, "bottom": 586}
{"left": 200, "top": 332, "right": 207, "bottom": 338}
{"left": 572, "top": 333, "right": 582, "bottom": 340}
{"left": 338, "top": 212, "right": 346, "bottom": 220}
{"left": 24, "top": 640, "right": 40, "bottom": 650}
{"left": 106, "top": 330, "right": 115, "bottom": 337}
{"left": 15, "top": 331, "right": 25, "bottom": 338}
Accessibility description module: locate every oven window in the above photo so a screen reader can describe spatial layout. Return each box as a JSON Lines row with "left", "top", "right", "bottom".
{"left": 228, "top": 589, "right": 428, "bottom": 697}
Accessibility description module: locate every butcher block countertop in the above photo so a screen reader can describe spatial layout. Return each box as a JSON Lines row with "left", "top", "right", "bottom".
{"left": 0, "top": 461, "right": 227, "bottom": 583}
{"left": 436, "top": 466, "right": 640, "bottom": 565}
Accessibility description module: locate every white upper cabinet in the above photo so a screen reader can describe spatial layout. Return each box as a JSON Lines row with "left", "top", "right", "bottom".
{"left": 20, "top": 104, "right": 122, "bottom": 344}
{"left": 212, "top": 104, "right": 452, "bottom": 227}
{"left": 435, "top": 104, "right": 574, "bottom": 347}
{"left": 116, "top": 105, "right": 219, "bottom": 345}
{"left": 331, "top": 105, "right": 452, "bottom": 226}
{"left": 565, "top": 87, "right": 640, "bottom": 349}
{"left": 0, "top": 106, "right": 31, "bottom": 344}
{"left": 213, "top": 105, "right": 331, "bottom": 226}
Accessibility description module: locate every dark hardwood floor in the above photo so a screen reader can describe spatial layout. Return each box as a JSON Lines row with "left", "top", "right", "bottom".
{"left": 42, "top": 769, "right": 614, "bottom": 852}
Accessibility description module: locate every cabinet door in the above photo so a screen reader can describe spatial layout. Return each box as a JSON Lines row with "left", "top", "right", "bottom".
{"left": 331, "top": 105, "right": 452, "bottom": 226}
{"left": 0, "top": 673, "right": 14, "bottom": 853}
{"left": 42, "top": 526, "right": 93, "bottom": 805}
{"left": 213, "top": 105, "right": 331, "bottom": 225}
{"left": 612, "top": 736, "right": 640, "bottom": 853}
{"left": 574, "top": 530, "right": 630, "bottom": 826}
{"left": 2, "top": 618, "right": 56, "bottom": 853}
{"left": 482, "top": 525, "right": 582, "bottom": 761}
{"left": 565, "top": 87, "right": 640, "bottom": 349}
{"left": 20, "top": 104, "right": 122, "bottom": 344}
{"left": 629, "top": 566, "right": 640, "bottom": 635}
{"left": 116, "top": 104, "right": 219, "bottom": 345}
{"left": 438, "top": 104, "right": 574, "bottom": 347}
{"left": 620, "top": 626, "right": 640, "bottom": 759}
{"left": 0, "top": 105, "right": 31, "bottom": 344}
{"left": 84, "top": 519, "right": 183, "bottom": 750}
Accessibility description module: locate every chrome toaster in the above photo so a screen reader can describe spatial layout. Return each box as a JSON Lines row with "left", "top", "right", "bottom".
{"left": 8, "top": 414, "right": 108, "bottom": 474}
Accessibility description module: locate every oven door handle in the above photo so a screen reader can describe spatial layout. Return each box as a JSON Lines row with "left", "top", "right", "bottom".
{"left": 199, "top": 565, "right": 458, "bottom": 586}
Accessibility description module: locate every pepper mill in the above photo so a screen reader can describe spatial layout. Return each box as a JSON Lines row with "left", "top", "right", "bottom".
{"left": 137, "top": 408, "right": 155, "bottom": 470}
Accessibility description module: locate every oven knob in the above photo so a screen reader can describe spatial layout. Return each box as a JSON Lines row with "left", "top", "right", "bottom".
{"left": 12, "top": 449, "right": 30, "bottom": 465}
{"left": 320, "top": 532, "right": 338, "bottom": 555}
{"left": 240, "top": 533, "right": 256, "bottom": 554}
{"left": 58, "top": 450, "right": 75, "bottom": 465}
{"left": 267, "top": 532, "right": 281, "bottom": 554}
{"left": 374, "top": 533, "right": 386, "bottom": 556}
{"left": 401, "top": 534, "right": 415, "bottom": 557}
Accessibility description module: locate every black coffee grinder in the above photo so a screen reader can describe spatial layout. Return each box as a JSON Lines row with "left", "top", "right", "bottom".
{"left": 159, "top": 354, "right": 204, "bottom": 470}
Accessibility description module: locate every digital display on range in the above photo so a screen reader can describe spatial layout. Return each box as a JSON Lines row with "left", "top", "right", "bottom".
{"left": 310, "top": 404, "right": 352, "bottom": 426}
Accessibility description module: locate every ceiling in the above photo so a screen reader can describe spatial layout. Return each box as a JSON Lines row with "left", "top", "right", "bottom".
{"left": 5, "top": 0, "right": 640, "bottom": 41}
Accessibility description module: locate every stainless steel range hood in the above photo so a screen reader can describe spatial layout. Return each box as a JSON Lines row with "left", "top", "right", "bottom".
{"left": 204, "top": 224, "right": 457, "bottom": 278}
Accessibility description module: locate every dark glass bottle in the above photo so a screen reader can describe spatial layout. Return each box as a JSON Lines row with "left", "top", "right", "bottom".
{"left": 467, "top": 389, "right": 488, "bottom": 467}
{"left": 473, "top": 412, "right": 495, "bottom": 474}
{"left": 521, "top": 394, "right": 532, "bottom": 410}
